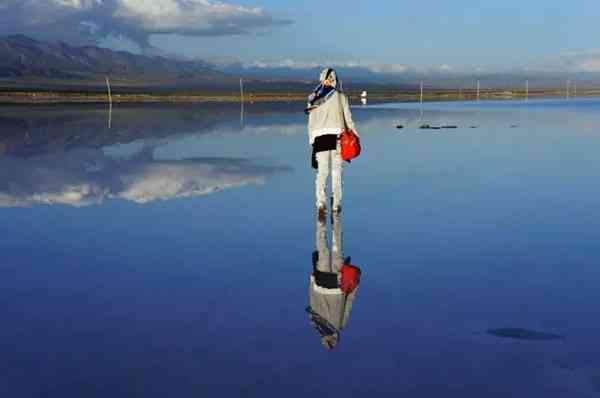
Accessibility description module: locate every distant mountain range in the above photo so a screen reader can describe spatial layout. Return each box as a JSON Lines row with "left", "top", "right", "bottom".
{"left": 0, "top": 34, "right": 225, "bottom": 84}
{"left": 221, "top": 61, "right": 600, "bottom": 90}
{"left": 1, "top": 35, "right": 600, "bottom": 91}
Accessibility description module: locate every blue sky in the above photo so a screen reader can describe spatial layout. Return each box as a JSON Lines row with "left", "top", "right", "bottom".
{"left": 1, "top": 0, "right": 600, "bottom": 72}
{"left": 151, "top": 0, "right": 600, "bottom": 71}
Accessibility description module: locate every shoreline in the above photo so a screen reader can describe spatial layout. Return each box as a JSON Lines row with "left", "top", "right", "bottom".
{"left": 2, "top": 89, "right": 600, "bottom": 105}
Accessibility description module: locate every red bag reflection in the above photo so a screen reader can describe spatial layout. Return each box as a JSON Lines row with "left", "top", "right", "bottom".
{"left": 340, "top": 263, "right": 361, "bottom": 295}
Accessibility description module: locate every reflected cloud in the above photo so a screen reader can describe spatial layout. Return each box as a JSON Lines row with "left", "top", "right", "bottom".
{"left": 0, "top": 104, "right": 303, "bottom": 208}
{"left": 0, "top": 148, "right": 288, "bottom": 207}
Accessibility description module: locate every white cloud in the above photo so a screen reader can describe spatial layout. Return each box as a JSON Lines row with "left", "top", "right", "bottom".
{"left": 0, "top": 0, "right": 291, "bottom": 48}
{"left": 227, "top": 58, "right": 472, "bottom": 77}
{"left": 576, "top": 59, "right": 600, "bottom": 72}
{"left": 523, "top": 50, "right": 600, "bottom": 74}
{"left": 561, "top": 50, "right": 600, "bottom": 72}
{"left": 365, "top": 63, "right": 413, "bottom": 74}
{"left": 245, "top": 59, "right": 322, "bottom": 70}
{"left": 113, "top": 0, "right": 288, "bottom": 36}
{"left": 237, "top": 59, "right": 418, "bottom": 75}
{"left": 435, "top": 64, "right": 453, "bottom": 72}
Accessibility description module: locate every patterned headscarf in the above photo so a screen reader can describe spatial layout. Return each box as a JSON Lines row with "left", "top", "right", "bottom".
{"left": 319, "top": 67, "right": 338, "bottom": 88}
{"left": 307, "top": 67, "right": 340, "bottom": 109}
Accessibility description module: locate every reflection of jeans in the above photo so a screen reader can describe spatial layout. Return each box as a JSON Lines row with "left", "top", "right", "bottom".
{"left": 315, "top": 143, "right": 343, "bottom": 208}
{"left": 315, "top": 212, "right": 343, "bottom": 274}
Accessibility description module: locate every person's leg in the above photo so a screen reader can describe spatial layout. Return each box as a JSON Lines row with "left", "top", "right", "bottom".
{"left": 331, "top": 144, "right": 343, "bottom": 211}
{"left": 315, "top": 214, "right": 331, "bottom": 273}
{"left": 315, "top": 150, "right": 330, "bottom": 210}
{"left": 331, "top": 212, "right": 343, "bottom": 274}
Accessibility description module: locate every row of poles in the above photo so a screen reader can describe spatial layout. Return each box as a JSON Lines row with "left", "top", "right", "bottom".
{"left": 105, "top": 76, "right": 112, "bottom": 129}
{"left": 103, "top": 76, "right": 577, "bottom": 125}
{"left": 417, "top": 79, "right": 577, "bottom": 104}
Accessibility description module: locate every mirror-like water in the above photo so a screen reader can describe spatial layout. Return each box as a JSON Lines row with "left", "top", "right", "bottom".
{"left": 2, "top": 99, "right": 600, "bottom": 397}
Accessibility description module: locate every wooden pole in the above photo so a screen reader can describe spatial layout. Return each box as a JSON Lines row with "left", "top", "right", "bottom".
{"left": 105, "top": 76, "right": 112, "bottom": 105}
{"left": 420, "top": 81, "right": 424, "bottom": 104}
{"left": 105, "top": 76, "right": 112, "bottom": 129}
{"left": 240, "top": 78, "right": 245, "bottom": 127}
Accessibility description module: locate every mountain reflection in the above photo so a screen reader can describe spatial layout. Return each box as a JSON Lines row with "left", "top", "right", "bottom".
{"left": 0, "top": 104, "right": 297, "bottom": 207}
{"left": 0, "top": 103, "right": 301, "bottom": 157}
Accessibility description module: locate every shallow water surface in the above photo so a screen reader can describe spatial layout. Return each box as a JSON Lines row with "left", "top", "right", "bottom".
{"left": 2, "top": 99, "right": 600, "bottom": 397}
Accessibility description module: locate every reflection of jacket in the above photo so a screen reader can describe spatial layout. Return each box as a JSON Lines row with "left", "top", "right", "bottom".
{"left": 308, "top": 91, "right": 356, "bottom": 145}
{"left": 309, "top": 275, "right": 357, "bottom": 332}
{"left": 307, "top": 214, "right": 357, "bottom": 334}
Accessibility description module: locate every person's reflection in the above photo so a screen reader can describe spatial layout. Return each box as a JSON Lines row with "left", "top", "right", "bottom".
{"left": 306, "top": 212, "right": 361, "bottom": 350}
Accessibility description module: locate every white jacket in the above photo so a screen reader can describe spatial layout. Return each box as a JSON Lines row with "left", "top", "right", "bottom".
{"left": 308, "top": 91, "right": 357, "bottom": 145}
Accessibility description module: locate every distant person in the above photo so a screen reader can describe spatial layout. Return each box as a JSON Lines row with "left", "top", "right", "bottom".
{"left": 305, "top": 68, "right": 358, "bottom": 217}
{"left": 306, "top": 213, "right": 361, "bottom": 350}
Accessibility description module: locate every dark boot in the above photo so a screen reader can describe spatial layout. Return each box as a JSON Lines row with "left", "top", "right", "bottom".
{"left": 318, "top": 206, "right": 326, "bottom": 222}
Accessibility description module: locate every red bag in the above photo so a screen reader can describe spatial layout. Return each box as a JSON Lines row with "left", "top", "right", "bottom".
{"left": 340, "top": 129, "right": 361, "bottom": 162}
{"left": 340, "top": 263, "right": 361, "bottom": 295}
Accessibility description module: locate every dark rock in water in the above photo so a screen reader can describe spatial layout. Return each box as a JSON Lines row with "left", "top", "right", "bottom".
{"left": 553, "top": 358, "right": 577, "bottom": 371}
{"left": 486, "top": 328, "right": 564, "bottom": 341}
{"left": 396, "top": 125, "right": 404, "bottom": 129}
{"left": 419, "top": 124, "right": 442, "bottom": 130}
{"left": 469, "top": 126, "right": 478, "bottom": 129}
{"left": 441, "top": 125, "right": 458, "bottom": 129}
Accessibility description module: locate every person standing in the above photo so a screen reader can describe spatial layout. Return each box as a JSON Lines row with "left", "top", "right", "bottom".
{"left": 305, "top": 68, "right": 358, "bottom": 216}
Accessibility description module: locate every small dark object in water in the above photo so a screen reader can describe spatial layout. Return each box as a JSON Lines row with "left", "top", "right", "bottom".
{"left": 396, "top": 125, "right": 404, "bottom": 129}
{"left": 486, "top": 328, "right": 564, "bottom": 341}
{"left": 590, "top": 373, "right": 600, "bottom": 392}
{"left": 419, "top": 124, "right": 432, "bottom": 129}
{"left": 441, "top": 125, "right": 458, "bottom": 129}
{"left": 553, "top": 358, "right": 577, "bottom": 371}
{"left": 469, "top": 126, "right": 478, "bottom": 129}
{"left": 510, "top": 124, "right": 519, "bottom": 128}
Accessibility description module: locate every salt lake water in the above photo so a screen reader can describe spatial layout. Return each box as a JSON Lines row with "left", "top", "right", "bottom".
{"left": 2, "top": 98, "right": 600, "bottom": 396}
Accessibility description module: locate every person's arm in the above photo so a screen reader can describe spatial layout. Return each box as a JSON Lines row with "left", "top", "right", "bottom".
{"left": 340, "top": 289, "right": 357, "bottom": 330}
{"left": 341, "top": 94, "right": 357, "bottom": 134}
{"left": 304, "top": 105, "right": 317, "bottom": 115}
